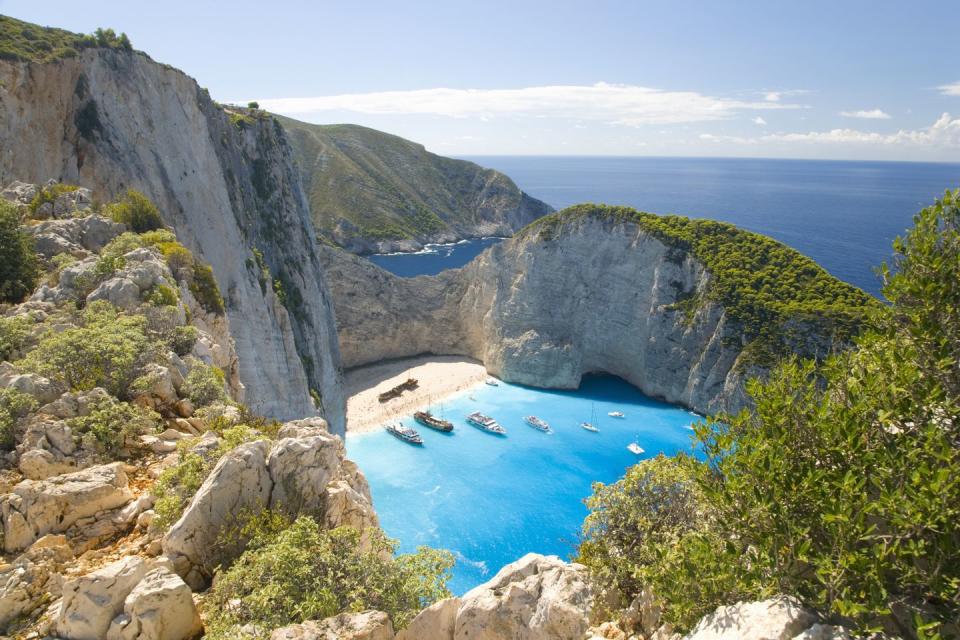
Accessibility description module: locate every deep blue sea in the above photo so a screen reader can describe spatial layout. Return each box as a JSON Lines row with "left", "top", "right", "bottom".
{"left": 347, "top": 376, "right": 699, "bottom": 594}
{"left": 372, "top": 157, "right": 960, "bottom": 297}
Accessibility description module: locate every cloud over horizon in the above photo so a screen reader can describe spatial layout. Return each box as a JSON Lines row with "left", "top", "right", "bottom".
{"left": 840, "top": 109, "right": 891, "bottom": 119}
{"left": 939, "top": 81, "right": 960, "bottom": 96}
{"left": 254, "top": 82, "right": 802, "bottom": 126}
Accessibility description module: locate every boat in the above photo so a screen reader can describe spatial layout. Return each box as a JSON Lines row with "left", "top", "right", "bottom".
{"left": 414, "top": 410, "right": 454, "bottom": 433}
{"left": 386, "top": 423, "right": 423, "bottom": 445}
{"left": 627, "top": 442, "right": 645, "bottom": 455}
{"left": 608, "top": 411, "right": 625, "bottom": 418}
{"left": 485, "top": 377, "right": 500, "bottom": 386}
{"left": 524, "top": 415, "right": 551, "bottom": 432}
{"left": 581, "top": 403, "right": 599, "bottom": 432}
{"left": 466, "top": 412, "right": 506, "bottom": 434}
{"left": 378, "top": 378, "right": 420, "bottom": 403}
{"left": 580, "top": 422, "right": 599, "bottom": 432}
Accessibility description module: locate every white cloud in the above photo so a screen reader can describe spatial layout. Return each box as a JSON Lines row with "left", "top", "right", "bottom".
{"left": 764, "top": 91, "right": 782, "bottom": 102}
{"left": 939, "top": 81, "right": 960, "bottom": 96}
{"left": 840, "top": 109, "right": 891, "bottom": 120}
{"left": 255, "top": 82, "right": 801, "bottom": 127}
{"left": 703, "top": 113, "right": 960, "bottom": 148}
{"left": 752, "top": 116, "right": 768, "bottom": 125}
{"left": 762, "top": 89, "right": 809, "bottom": 103}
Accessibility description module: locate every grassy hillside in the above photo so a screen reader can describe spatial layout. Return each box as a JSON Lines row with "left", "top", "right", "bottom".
{"left": 276, "top": 116, "right": 552, "bottom": 250}
{"left": 0, "top": 14, "right": 131, "bottom": 63}
{"left": 524, "top": 204, "right": 876, "bottom": 359}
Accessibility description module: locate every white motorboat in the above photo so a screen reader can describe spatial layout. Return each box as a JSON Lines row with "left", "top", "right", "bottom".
{"left": 524, "top": 415, "right": 551, "bottom": 432}
{"left": 608, "top": 411, "right": 625, "bottom": 418}
{"left": 466, "top": 412, "right": 506, "bottom": 435}
{"left": 627, "top": 442, "right": 644, "bottom": 455}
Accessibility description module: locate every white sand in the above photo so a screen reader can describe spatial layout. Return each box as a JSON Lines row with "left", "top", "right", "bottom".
{"left": 345, "top": 355, "right": 489, "bottom": 434}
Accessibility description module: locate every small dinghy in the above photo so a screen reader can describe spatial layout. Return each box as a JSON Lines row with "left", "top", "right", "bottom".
{"left": 608, "top": 411, "right": 625, "bottom": 418}
{"left": 627, "top": 442, "right": 645, "bottom": 455}
{"left": 386, "top": 423, "right": 423, "bottom": 445}
{"left": 485, "top": 378, "right": 500, "bottom": 386}
{"left": 580, "top": 422, "right": 599, "bottom": 433}
{"left": 524, "top": 415, "right": 551, "bottom": 433}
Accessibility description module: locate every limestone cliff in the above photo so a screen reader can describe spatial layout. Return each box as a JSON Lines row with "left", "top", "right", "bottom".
{"left": 0, "top": 48, "right": 345, "bottom": 431}
{"left": 278, "top": 116, "right": 554, "bottom": 254}
{"left": 320, "top": 206, "right": 872, "bottom": 416}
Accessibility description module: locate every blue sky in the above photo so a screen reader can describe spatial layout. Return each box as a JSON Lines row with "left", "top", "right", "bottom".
{"left": 4, "top": 0, "right": 960, "bottom": 160}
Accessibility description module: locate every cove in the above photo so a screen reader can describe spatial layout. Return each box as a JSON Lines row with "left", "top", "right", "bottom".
{"left": 346, "top": 375, "right": 701, "bottom": 594}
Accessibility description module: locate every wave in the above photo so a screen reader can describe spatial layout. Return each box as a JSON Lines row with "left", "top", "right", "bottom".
{"left": 454, "top": 551, "right": 489, "bottom": 575}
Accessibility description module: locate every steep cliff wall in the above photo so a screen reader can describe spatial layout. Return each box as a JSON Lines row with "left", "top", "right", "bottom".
{"left": 320, "top": 207, "right": 872, "bottom": 416}
{"left": 278, "top": 117, "right": 553, "bottom": 254}
{"left": 0, "top": 49, "right": 345, "bottom": 431}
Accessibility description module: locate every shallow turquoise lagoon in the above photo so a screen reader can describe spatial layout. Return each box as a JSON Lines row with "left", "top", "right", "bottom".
{"left": 346, "top": 375, "right": 701, "bottom": 595}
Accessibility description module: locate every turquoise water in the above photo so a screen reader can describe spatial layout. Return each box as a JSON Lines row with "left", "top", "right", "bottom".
{"left": 346, "top": 375, "right": 700, "bottom": 595}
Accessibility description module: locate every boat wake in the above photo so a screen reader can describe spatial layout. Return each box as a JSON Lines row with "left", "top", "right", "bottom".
{"left": 454, "top": 551, "right": 489, "bottom": 576}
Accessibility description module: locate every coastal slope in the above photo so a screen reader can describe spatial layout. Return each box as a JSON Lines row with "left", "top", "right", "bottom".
{"left": 320, "top": 205, "right": 873, "bottom": 415}
{"left": 0, "top": 27, "right": 345, "bottom": 430}
{"left": 277, "top": 116, "right": 554, "bottom": 253}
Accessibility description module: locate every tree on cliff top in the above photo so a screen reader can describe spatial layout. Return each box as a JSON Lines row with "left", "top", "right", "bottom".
{"left": 579, "top": 189, "right": 960, "bottom": 639}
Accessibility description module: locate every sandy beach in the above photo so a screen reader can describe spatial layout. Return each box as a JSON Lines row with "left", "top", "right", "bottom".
{"left": 345, "top": 355, "right": 490, "bottom": 434}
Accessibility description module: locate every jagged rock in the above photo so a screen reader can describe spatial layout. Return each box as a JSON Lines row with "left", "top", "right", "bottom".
{"left": 57, "top": 556, "right": 148, "bottom": 640}
{"left": 792, "top": 625, "right": 851, "bottom": 640}
{"left": 174, "top": 398, "right": 194, "bottom": 418}
{"left": 78, "top": 215, "right": 125, "bottom": 251}
{"left": 683, "top": 596, "right": 817, "bottom": 640}
{"left": 396, "top": 597, "right": 460, "bottom": 640}
{"left": 105, "top": 566, "right": 202, "bottom": 640}
{"left": 0, "top": 462, "right": 133, "bottom": 552}
{"left": 270, "top": 611, "right": 394, "bottom": 640}
{"left": 454, "top": 553, "right": 593, "bottom": 640}
{"left": 87, "top": 276, "right": 142, "bottom": 310}
{"left": 162, "top": 418, "right": 375, "bottom": 589}
{"left": 1, "top": 372, "right": 61, "bottom": 404}
{"left": 0, "top": 534, "right": 73, "bottom": 628}
{"left": 52, "top": 187, "right": 92, "bottom": 218}
{"left": 1, "top": 179, "right": 37, "bottom": 203}
{"left": 135, "top": 364, "right": 180, "bottom": 406}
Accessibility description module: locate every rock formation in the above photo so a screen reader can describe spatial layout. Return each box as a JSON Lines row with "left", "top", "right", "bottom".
{"left": 320, "top": 210, "right": 867, "bottom": 415}
{"left": 0, "top": 49, "right": 344, "bottom": 430}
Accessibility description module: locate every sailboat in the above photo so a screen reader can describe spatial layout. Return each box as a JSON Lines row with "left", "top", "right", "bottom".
{"left": 580, "top": 402, "right": 599, "bottom": 432}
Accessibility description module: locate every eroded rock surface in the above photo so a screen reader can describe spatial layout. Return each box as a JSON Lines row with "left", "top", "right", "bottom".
{"left": 270, "top": 610, "right": 394, "bottom": 640}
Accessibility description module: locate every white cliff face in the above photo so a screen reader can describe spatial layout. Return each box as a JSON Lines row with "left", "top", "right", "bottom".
{"left": 0, "top": 50, "right": 344, "bottom": 432}
{"left": 319, "top": 215, "right": 760, "bottom": 415}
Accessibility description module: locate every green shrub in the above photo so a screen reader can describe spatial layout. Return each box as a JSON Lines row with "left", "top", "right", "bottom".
{"left": 152, "top": 450, "right": 207, "bottom": 531}
{"left": 189, "top": 263, "right": 225, "bottom": 315}
{"left": 577, "top": 190, "right": 960, "bottom": 638}
{"left": 0, "top": 199, "right": 39, "bottom": 303}
{"left": 146, "top": 284, "right": 178, "bottom": 307}
{"left": 28, "top": 183, "right": 79, "bottom": 216}
{"left": 49, "top": 252, "right": 78, "bottom": 285}
{"left": 0, "top": 315, "right": 32, "bottom": 361}
{"left": 204, "top": 517, "right": 454, "bottom": 638}
{"left": 0, "top": 388, "right": 38, "bottom": 450}
{"left": 170, "top": 325, "right": 198, "bottom": 356}
{"left": 17, "top": 300, "right": 152, "bottom": 397}
{"left": 182, "top": 361, "right": 227, "bottom": 407}
{"left": 99, "top": 232, "right": 145, "bottom": 260}
{"left": 66, "top": 394, "right": 158, "bottom": 455}
{"left": 106, "top": 189, "right": 163, "bottom": 233}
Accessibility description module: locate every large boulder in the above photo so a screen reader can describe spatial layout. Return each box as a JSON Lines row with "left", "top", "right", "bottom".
{"left": 0, "top": 462, "right": 133, "bottom": 552}
{"left": 0, "top": 534, "right": 73, "bottom": 629}
{"left": 57, "top": 556, "right": 148, "bottom": 640}
{"left": 270, "top": 611, "right": 394, "bottom": 640}
{"left": 454, "top": 553, "right": 594, "bottom": 640}
{"left": 162, "top": 418, "right": 376, "bottom": 589}
{"left": 106, "top": 566, "right": 202, "bottom": 640}
{"left": 683, "top": 596, "right": 818, "bottom": 640}
{"left": 396, "top": 597, "right": 460, "bottom": 640}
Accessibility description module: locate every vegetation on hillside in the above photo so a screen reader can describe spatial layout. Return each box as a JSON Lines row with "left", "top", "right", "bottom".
{"left": 204, "top": 515, "right": 454, "bottom": 638}
{"left": 525, "top": 204, "right": 875, "bottom": 361}
{"left": 0, "top": 15, "right": 131, "bottom": 63}
{"left": 0, "top": 200, "right": 39, "bottom": 303}
{"left": 578, "top": 190, "right": 960, "bottom": 639}
{"left": 276, "top": 116, "right": 551, "bottom": 247}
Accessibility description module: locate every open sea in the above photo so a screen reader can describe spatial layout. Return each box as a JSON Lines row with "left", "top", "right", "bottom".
{"left": 371, "top": 157, "right": 960, "bottom": 297}
{"left": 351, "top": 157, "right": 960, "bottom": 594}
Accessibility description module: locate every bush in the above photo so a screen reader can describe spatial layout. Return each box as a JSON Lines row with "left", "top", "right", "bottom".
{"left": 577, "top": 190, "right": 960, "bottom": 638}
{"left": 146, "top": 284, "right": 178, "bottom": 307}
{"left": 182, "top": 361, "right": 227, "bottom": 407}
{"left": 0, "top": 314, "right": 32, "bottom": 361}
{"left": 0, "top": 199, "right": 39, "bottom": 303}
{"left": 106, "top": 189, "right": 163, "bottom": 232}
{"left": 204, "top": 517, "right": 454, "bottom": 638}
{"left": 17, "top": 300, "right": 153, "bottom": 397}
{"left": 0, "top": 388, "right": 38, "bottom": 450}
{"left": 27, "top": 183, "right": 79, "bottom": 216}
{"left": 152, "top": 450, "right": 207, "bottom": 531}
{"left": 66, "top": 394, "right": 159, "bottom": 455}
{"left": 170, "top": 325, "right": 198, "bottom": 356}
{"left": 189, "top": 262, "right": 224, "bottom": 315}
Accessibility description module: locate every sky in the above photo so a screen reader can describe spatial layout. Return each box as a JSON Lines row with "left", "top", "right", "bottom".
{"left": 4, "top": 0, "right": 960, "bottom": 161}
